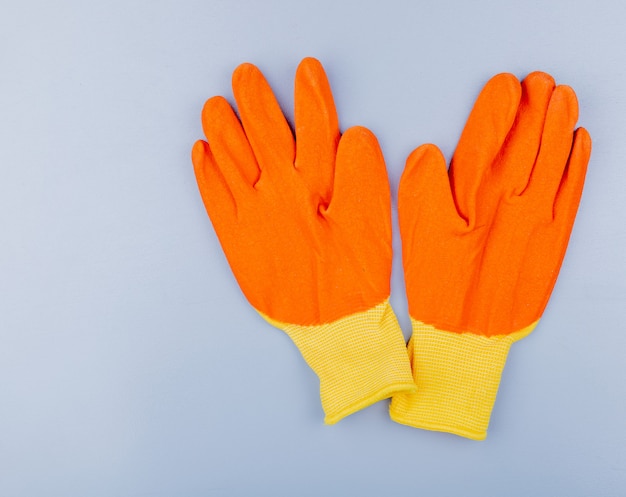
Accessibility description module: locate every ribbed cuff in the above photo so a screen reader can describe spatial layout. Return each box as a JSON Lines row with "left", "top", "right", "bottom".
{"left": 389, "top": 318, "right": 536, "bottom": 440}
{"left": 260, "top": 299, "right": 417, "bottom": 424}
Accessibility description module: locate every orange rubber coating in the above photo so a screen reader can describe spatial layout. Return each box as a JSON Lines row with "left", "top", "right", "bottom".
{"left": 399, "top": 72, "right": 592, "bottom": 336}
{"left": 193, "top": 58, "right": 392, "bottom": 325}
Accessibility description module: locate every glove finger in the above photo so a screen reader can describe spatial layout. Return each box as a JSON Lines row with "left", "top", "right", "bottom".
{"left": 524, "top": 85, "right": 579, "bottom": 208}
{"left": 201, "top": 96, "right": 260, "bottom": 190}
{"left": 496, "top": 71, "right": 555, "bottom": 195}
{"left": 232, "top": 62, "right": 295, "bottom": 178}
{"left": 399, "top": 143, "right": 464, "bottom": 258}
{"left": 294, "top": 57, "right": 340, "bottom": 206}
{"left": 449, "top": 73, "right": 521, "bottom": 223}
{"left": 326, "top": 125, "right": 392, "bottom": 253}
{"left": 192, "top": 139, "right": 238, "bottom": 232}
{"left": 552, "top": 127, "right": 591, "bottom": 225}
{"left": 399, "top": 144, "right": 467, "bottom": 319}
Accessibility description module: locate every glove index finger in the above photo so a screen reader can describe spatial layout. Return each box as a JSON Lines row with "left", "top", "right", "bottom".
{"left": 450, "top": 73, "right": 521, "bottom": 223}
{"left": 524, "top": 84, "right": 579, "bottom": 211}
{"left": 496, "top": 71, "right": 555, "bottom": 195}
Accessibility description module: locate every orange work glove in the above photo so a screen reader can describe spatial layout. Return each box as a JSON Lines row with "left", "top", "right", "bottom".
{"left": 192, "top": 58, "right": 416, "bottom": 424}
{"left": 390, "top": 72, "right": 591, "bottom": 439}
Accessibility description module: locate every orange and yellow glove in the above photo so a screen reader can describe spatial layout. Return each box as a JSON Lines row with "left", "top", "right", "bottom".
{"left": 390, "top": 72, "right": 592, "bottom": 440}
{"left": 192, "top": 58, "right": 416, "bottom": 424}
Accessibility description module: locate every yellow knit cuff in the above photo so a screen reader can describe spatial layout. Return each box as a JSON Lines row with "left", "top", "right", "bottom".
{"left": 389, "top": 318, "right": 537, "bottom": 440}
{"left": 260, "top": 299, "right": 417, "bottom": 425}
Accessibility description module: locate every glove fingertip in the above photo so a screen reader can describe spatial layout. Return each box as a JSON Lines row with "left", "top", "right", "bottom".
{"left": 523, "top": 70, "right": 556, "bottom": 89}
{"left": 551, "top": 84, "right": 580, "bottom": 126}
{"left": 191, "top": 139, "right": 210, "bottom": 172}
{"left": 296, "top": 56, "right": 325, "bottom": 78}
{"left": 400, "top": 144, "right": 446, "bottom": 201}
{"left": 231, "top": 62, "right": 261, "bottom": 90}
{"left": 405, "top": 143, "right": 445, "bottom": 168}
{"left": 341, "top": 123, "right": 381, "bottom": 146}
{"left": 338, "top": 126, "right": 389, "bottom": 197}
{"left": 485, "top": 72, "right": 521, "bottom": 96}
{"left": 201, "top": 96, "right": 233, "bottom": 136}
{"left": 473, "top": 72, "right": 522, "bottom": 131}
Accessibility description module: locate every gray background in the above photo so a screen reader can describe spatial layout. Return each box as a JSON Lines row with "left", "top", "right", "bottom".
{"left": 1, "top": 1, "right": 625, "bottom": 495}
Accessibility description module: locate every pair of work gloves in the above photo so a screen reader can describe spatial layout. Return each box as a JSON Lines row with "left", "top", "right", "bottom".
{"left": 191, "top": 57, "right": 591, "bottom": 440}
